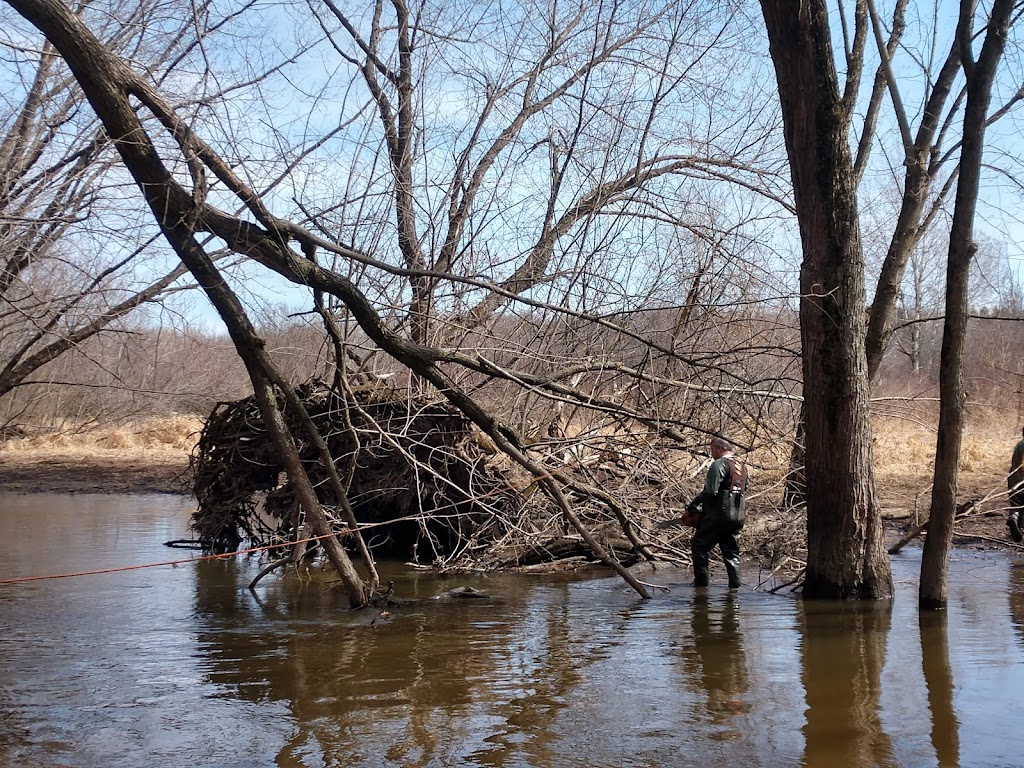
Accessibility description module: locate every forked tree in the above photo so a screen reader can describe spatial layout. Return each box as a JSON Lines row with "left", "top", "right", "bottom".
{"left": 761, "top": 0, "right": 1022, "bottom": 600}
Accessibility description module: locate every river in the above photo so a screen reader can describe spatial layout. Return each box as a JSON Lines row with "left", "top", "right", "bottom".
{"left": 1, "top": 493, "right": 1023, "bottom": 767}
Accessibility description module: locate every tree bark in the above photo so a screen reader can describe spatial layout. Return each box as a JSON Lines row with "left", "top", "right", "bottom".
{"left": 760, "top": 0, "right": 891, "bottom": 598}
{"left": 920, "top": 0, "right": 1014, "bottom": 610}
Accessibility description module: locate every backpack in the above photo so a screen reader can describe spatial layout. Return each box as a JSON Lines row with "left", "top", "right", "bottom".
{"left": 723, "top": 457, "right": 748, "bottom": 525}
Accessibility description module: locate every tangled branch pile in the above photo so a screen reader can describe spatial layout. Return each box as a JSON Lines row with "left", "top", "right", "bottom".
{"left": 191, "top": 380, "right": 533, "bottom": 561}
{"left": 190, "top": 380, "right": 807, "bottom": 578}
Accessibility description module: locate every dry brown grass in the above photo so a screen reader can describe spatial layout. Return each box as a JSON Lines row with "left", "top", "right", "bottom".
{"left": 2, "top": 409, "right": 1017, "bottom": 521}
{"left": 731, "top": 412, "right": 1016, "bottom": 525}
{"left": 870, "top": 413, "right": 1016, "bottom": 522}
{"left": 872, "top": 415, "right": 1010, "bottom": 473}
{"left": 0, "top": 415, "right": 203, "bottom": 458}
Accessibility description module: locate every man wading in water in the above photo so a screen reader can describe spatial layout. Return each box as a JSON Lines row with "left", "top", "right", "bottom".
{"left": 659, "top": 437, "right": 748, "bottom": 588}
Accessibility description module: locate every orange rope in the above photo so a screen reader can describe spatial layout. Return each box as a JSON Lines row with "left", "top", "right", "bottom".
{"left": 0, "top": 531, "right": 342, "bottom": 586}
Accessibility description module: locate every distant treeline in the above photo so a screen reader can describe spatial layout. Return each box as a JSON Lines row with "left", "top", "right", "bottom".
{"left": 3, "top": 305, "right": 1023, "bottom": 436}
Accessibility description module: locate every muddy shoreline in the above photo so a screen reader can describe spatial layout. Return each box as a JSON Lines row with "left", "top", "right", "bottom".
{"left": 0, "top": 453, "right": 191, "bottom": 495}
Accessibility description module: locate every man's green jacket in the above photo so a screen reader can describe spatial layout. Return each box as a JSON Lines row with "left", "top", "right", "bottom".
{"left": 689, "top": 455, "right": 747, "bottom": 525}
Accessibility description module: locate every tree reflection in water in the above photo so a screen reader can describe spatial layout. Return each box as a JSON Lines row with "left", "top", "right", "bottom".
{"left": 181, "top": 556, "right": 1021, "bottom": 768}
{"left": 191, "top": 563, "right": 602, "bottom": 768}
{"left": 919, "top": 609, "right": 959, "bottom": 767}
{"left": 194, "top": 564, "right": 490, "bottom": 766}
{"left": 1009, "top": 560, "right": 1024, "bottom": 650}
{"left": 463, "top": 590, "right": 594, "bottom": 768}
{"left": 799, "top": 600, "right": 896, "bottom": 768}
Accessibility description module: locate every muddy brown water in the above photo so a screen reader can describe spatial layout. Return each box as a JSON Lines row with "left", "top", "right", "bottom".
{"left": 1, "top": 494, "right": 1023, "bottom": 767}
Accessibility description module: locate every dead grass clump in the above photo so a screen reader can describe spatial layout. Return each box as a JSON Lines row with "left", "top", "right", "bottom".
{"left": 98, "top": 428, "right": 134, "bottom": 449}
{"left": 0, "top": 416, "right": 204, "bottom": 456}
{"left": 959, "top": 439, "right": 987, "bottom": 473}
{"left": 137, "top": 415, "right": 203, "bottom": 450}
{"left": 3, "top": 431, "right": 73, "bottom": 451}
{"left": 872, "top": 418, "right": 935, "bottom": 472}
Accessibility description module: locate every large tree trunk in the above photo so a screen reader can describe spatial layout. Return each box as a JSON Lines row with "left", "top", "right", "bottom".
{"left": 761, "top": 0, "right": 891, "bottom": 598}
{"left": 921, "top": 0, "right": 1014, "bottom": 609}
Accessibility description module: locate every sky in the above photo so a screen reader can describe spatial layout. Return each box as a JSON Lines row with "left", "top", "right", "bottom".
{"left": 5, "top": 0, "right": 1024, "bottom": 338}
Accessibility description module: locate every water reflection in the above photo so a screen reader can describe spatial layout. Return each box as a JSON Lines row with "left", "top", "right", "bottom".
{"left": 5, "top": 495, "right": 1024, "bottom": 768}
{"left": 1010, "top": 560, "right": 1024, "bottom": 649}
{"left": 192, "top": 561, "right": 596, "bottom": 767}
{"left": 919, "top": 610, "right": 959, "bottom": 767}
{"left": 687, "top": 591, "right": 750, "bottom": 738}
{"left": 194, "top": 562, "right": 438, "bottom": 765}
{"left": 799, "top": 600, "right": 896, "bottom": 768}
{"left": 465, "top": 592, "right": 587, "bottom": 767}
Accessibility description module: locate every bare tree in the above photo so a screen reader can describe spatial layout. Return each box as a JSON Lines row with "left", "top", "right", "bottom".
{"left": 0, "top": 0, "right": 214, "bottom": 409}
{"left": 282, "top": 0, "right": 789, "bottom": 356}
{"left": 855, "top": 0, "right": 1024, "bottom": 382}
{"left": 760, "top": 0, "right": 1024, "bottom": 599}
{"left": 921, "top": 0, "right": 1015, "bottom": 610}
{"left": 871, "top": 229, "right": 1021, "bottom": 381}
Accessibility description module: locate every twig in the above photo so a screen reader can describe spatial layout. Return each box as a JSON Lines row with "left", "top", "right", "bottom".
{"left": 954, "top": 533, "right": 1024, "bottom": 549}
{"left": 768, "top": 565, "right": 805, "bottom": 594}
{"left": 248, "top": 555, "right": 290, "bottom": 590}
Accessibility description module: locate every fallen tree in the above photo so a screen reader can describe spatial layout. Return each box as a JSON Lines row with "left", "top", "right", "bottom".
{"left": 190, "top": 379, "right": 663, "bottom": 577}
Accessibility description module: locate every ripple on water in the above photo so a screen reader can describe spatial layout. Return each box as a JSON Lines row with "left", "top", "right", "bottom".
{"left": 2, "top": 496, "right": 1024, "bottom": 767}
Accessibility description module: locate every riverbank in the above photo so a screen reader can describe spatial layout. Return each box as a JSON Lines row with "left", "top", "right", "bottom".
{"left": 1, "top": 446, "right": 1020, "bottom": 553}
{"left": 1, "top": 414, "right": 1021, "bottom": 552}
{"left": 0, "top": 416, "right": 198, "bottom": 495}
{"left": 0, "top": 450, "right": 190, "bottom": 494}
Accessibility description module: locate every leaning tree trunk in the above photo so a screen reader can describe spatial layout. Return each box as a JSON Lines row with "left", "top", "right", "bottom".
{"left": 921, "top": 0, "right": 1013, "bottom": 610}
{"left": 2, "top": 0, "right": 374, "bottom": 607}
{"left": 761, "top": 0, "right": 891, "bottom": 598}
{"left": 249, "top": 371, "right": 369, "bottom": 606}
